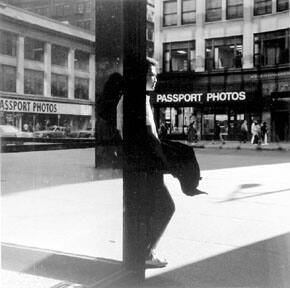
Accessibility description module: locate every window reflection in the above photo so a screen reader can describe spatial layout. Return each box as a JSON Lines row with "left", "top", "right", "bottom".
{"left": 0, "top": 30, "right": 17, "bottom": 57}
{"left": 163, "top": 41, "right": 195, "bottom": 72}
{"left": 205, "top": 37, "right": 243, "bottom": 70}
{"left": 0, "top": 64, "right": 16, "bottom": 92}
{"left": 51, "top": 73, "right": 68, "bottom": 98}
{"left": 75, "top": 77, "right": 89, "bottom": 99}
{"left": 51, "top": 44, "right": 68, "bottom": 67}
{"left": 24, "top": 69, "right": 44, "bottom": 95}
{"left": 24, "top": 37, "right": 45, "bottom": 62}
{"left": 74, "top": 50, "right": 90, "bottom": 71}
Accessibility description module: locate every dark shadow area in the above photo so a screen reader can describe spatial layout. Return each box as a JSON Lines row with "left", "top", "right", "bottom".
{"left": 1, "top": 243, "right": 123, "bottom": 287}
{"left": 138, "top": 233, "right": 289, "bottom": 288}
{"left": 222, "top": 186, "right": 290, "bottom": 202}
{"left": 3, "top": 234, "right": 289, "bottom": 288}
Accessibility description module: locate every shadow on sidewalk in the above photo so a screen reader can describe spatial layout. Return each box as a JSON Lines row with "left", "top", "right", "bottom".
{"left": 1, "top": 243, "right": 124, "bottom": 287}
{"left": 140, "top": 233, "right": 290, "bottom": 288}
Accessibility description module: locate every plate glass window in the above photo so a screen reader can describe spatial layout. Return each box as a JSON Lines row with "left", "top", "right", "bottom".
{"left": 24, "top": 37, "right": 44, "bottom": 62}
{"left": 254, "top": 29, "right": 290, "bottom": 66}
{"left": 206, "top": 0, "right": 222, "bottom": 22}
{"left": 163, "top": 41, "right": 196, "bottom": 72}
{"left": 0, "top": 64, "right": 16, "bottom": 92}
{"left": 75, "top": 77, "right": 89, "bottom": 100}
{"left": 51, "top": 44, "right": 69, "bottom": 67}
{"left": 254, "top": 0, "right": 272, "bottom": 16}
{"left": 51, "top": 74, "right": 68, "bottom": 98}
{"left": 226, "top": 0, "right": 243, "bottom": 19}
{"left": 24, "top": 69, "right": 44, "bottom": 95}
{"left": 0, "top": 30, "right": 17, "bottom": 57}
{"left": 163, "top": 0, "right": 177, "bottom": 26}
{"left": 74, "top": 50, "right": 90, "bottom": 71}
{"left": 205, "top": 36, "right": 243, "bottom": 70}
{"left": 277, "top": 0, "right": 289, "bottom": 12}
{"left": 182, "top": 0, "right": 196, "bottom": 24}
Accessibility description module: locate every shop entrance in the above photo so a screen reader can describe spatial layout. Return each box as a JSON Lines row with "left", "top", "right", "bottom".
{"left": 272, "top": 111, "right": 290, "bottom": 141}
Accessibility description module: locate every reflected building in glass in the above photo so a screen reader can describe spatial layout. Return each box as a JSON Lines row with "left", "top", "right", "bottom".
{"left": 0, "top": 3, "right": 95, "bottom": 131}
{"left": 153, "top": 0, "right": 290, "bottom": 141}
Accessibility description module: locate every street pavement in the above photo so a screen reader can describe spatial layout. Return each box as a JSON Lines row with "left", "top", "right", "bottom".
{"left": 1, "top": 147, "right": 290, "bottom": 288}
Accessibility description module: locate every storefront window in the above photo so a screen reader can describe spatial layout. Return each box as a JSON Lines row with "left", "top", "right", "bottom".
{"left": 182, "top": 0, "right": 196, "bottom": 24}
{"left": 254, "top": 29, "right": 290, "bottom": 66}
{"left": 163, "top": 41, "right": 196, "bottom": 72}
{"left": 0, "top": 64, "right": 16, "bottom": 92}
{"left": 277, "top": 0, "right": 289, "bottom": 12}
{"left": 254, "top": 0, "right": 272, "bottom": 16}
{"left": 51, "top": 73, "right": 68, "bottom": 98}
{"left": 0, "top": 30, "right": 17, "bottom": 57}
{"left": 24, "top": 37, "right": 45, "bottom": 62}
{"left": 51, "top": 44, "right": 68, "bottom": 67}
{"left": 226, "top": 0, "right": 243, "bottom": 19}
{"left": 24, "top": 69, "right": 44, "bottom": 95}
{"left": 74, "top": 50, "right": 90, "bottom": 71}
{"left": 75, "top": 77, "right": 89, "bottom": 100}
{"left": 205, "top": 36, "right": 243, "bottom": 70}
{"left": 206, "top": 0, "right": 222, "bottom": 22}
{"left": 163, "top": 0, "right": 177, "bottom": 27}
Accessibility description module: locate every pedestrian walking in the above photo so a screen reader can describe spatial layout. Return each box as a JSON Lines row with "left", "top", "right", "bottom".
{"left": 214, "top": 121, "right": 225, "bottom": 144}
{"left": 187, "top": 121, "right": 197, "bottom": 143}
{"left": 261, "top": 122, "right": 268, "bottom": 145}
{"left": 240, "top": 120, "right": 248, "bottom": 143}
{"left": 251, "top": 120, "right": 258, "bottom": 144}
{"left": 116, "top": 58, "right": 175, "bottom": 268}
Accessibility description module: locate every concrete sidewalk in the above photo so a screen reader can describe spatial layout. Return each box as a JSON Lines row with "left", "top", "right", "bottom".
{"left": 1, "top": 149, "right": 290, "bottom": 287}
{"left": 178, "top": 140, "right": 290, "bottom": 151}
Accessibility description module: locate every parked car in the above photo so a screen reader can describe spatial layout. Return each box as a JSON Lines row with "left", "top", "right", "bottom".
{"left": 33, "top": 125, "right": 66, "bottom": 138}
{"left": 68, "top": 128, "right": 95, "bottom": 138}
{"left": 0, "top": 124, "right": 33, "bottom": 145}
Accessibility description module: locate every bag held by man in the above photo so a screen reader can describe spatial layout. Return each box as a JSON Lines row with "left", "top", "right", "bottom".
{"left": 161, "top": 140, "right": 201, "bottom": 196}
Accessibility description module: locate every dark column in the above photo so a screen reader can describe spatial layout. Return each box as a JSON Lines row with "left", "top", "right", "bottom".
{"left": 95, "top": 0, "right": 148, "bottom": 283}
{"left": 123, "top": 0, "right": 147, "bottom": 280}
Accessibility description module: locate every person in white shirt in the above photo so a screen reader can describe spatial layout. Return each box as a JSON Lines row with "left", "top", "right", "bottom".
{"left": 117, "top": 58, "right": 175, "bottom": 268}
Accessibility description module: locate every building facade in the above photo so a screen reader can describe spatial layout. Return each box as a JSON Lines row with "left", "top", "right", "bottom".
{"left": 0, "top": 3, "right": 95, "bottom": 131}
{"left": 3, "top": 0, "right": 95, "bottom": 33}
{"left": 153, "top": 0, "right": 290, "bottom": 141}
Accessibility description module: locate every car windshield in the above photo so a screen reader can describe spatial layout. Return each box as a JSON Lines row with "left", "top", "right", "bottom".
{"left": 0, "top": 125, "right": 19, "bottom": 133}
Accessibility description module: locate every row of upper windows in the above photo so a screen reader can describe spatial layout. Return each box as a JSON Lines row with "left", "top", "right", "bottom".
{"left": 163, "top": 0, "right": 289, "bottom": 26}
{"left": 27, "top": 1, "right": 92, "bottom": 18}
{"left": 0, "top": 30, "right": 91, "bottom": 72}
{"left": 162, "top": 29, "right": 289, "bottom": 72}
{"left": 0, "top": 64, "right": 89, "bottom": 100}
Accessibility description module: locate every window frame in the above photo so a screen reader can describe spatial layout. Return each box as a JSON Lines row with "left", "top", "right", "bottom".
{"left": 254, "top": 29, "right": 290, "bottom": 67}
{"left": 277, "top": 0, "right": 289, "bottom": 12}
{"left": 51, "top": 73, "right": 68, "bottom": 98}
{"left": 205, "top": 0, "right": 222, "bottom": 22}
{"left": 0, "top": 30, "right": 17, "bottom": 57}
{"left": 24, "top": 69, "right": 44, "bottom": 95}
{"left": 163, "top": 41, "right": 196, "bottom": 72}
{"left": 254, "top": 0, "right": 272, "bottom": 16}
{"left": 74, "top": 77, "right": 89, "bottom": 100}
{"left": 24, "top": 37, "right": 45, "bottom": 62}
{"left": 0, "top": 64, "right": 17, "bottom": 93}
{"left": 181, "top": 0, "right": 196, "bottom": 25}
{"left": 163, "top": 0, "right": 178, "bottom": 27}
{"left": 205, "top": 36, "right": 243, "bottom": 71}
{"left": 226, "top": 0, "right": 243, "bottom": 19}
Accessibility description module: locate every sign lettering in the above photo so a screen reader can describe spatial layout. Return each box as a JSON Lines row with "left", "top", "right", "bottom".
{"left": 155, "top": 91, "right": 246, "bottom": 103}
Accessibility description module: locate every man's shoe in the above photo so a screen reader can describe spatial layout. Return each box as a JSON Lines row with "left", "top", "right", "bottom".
{"left": 145, "top": 255, "right": 168, "bottom": 269}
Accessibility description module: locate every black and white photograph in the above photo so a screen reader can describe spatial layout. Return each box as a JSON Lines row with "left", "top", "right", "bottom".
{"left": 1, "top": 0, "right": 290, "bottom": 287}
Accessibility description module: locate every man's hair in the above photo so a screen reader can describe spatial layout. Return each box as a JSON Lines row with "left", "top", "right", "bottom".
{"left": 146, "top": 56, "right": 157, "bottom": 73}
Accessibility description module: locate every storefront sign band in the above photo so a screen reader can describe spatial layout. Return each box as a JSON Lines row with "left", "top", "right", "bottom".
{"left": 156, "top": 91, "right": 246, "bottom": 104}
